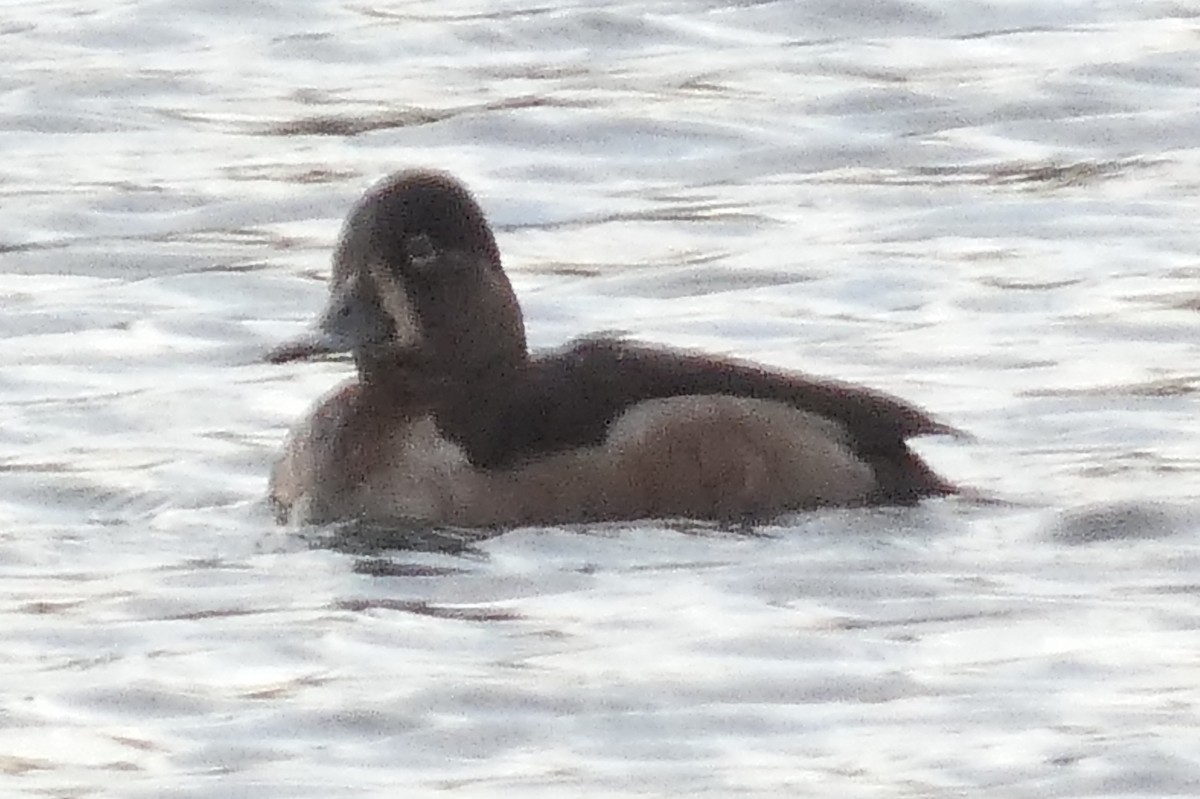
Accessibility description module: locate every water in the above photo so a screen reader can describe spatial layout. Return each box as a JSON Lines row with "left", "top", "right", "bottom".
{"left": 2, "top": 1, "right": 1199, "bottom": 795}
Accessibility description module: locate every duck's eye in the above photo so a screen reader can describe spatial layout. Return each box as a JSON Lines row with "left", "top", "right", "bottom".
{"left": 406, "top": 235, "right": 440, "bottom": 273}
{"left": 405, "top": 234, "right": 430, "bottom": 254}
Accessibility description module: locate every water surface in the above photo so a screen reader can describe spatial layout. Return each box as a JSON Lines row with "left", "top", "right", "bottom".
{"left": 2, "top": 1, "right": 1199, "bottom": 796}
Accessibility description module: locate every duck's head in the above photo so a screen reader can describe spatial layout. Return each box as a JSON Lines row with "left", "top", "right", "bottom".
{"left": 269, "top": 169, "right": 528, "bottom": 381}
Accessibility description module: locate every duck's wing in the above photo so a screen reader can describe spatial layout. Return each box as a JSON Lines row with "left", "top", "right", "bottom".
{"left": 443, "top": 337, "right": 958, "bottom": 502}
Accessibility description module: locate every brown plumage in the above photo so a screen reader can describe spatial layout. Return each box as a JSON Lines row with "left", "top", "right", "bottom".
{"left": 269, "top": 169, "right": 959, "bottom": 527}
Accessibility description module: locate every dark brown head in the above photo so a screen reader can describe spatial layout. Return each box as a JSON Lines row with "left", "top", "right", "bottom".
{"left": 269, "top": 169, "right": 528, "bottom": 380}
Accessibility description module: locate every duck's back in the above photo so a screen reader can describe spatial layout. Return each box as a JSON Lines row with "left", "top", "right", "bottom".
{"left": 435, "top": 338, "right": 957, "bottom": 505}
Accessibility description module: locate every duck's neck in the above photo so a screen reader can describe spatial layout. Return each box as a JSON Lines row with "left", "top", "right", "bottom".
{"left": 354, "top": 345, "right": 526, "bottom": 404}
{"left": 351, "top": 347, "right": 525, "bottom": 468}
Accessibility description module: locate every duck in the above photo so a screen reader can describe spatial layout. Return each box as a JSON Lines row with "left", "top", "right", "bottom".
{"left": 267, "top": 168, "right": 959, "bottom": 527}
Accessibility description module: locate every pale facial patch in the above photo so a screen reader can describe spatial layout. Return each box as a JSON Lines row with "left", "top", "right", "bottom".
{"left": 368, "top": 258, "right": 424, "bottom": 350}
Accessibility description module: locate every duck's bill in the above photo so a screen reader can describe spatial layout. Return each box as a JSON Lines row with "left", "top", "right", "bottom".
{"left": 266, "top": 328, "right": 356, "bottom": 364}
{"left": 266, "top": 277, "right": 383, "bottom": 364}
